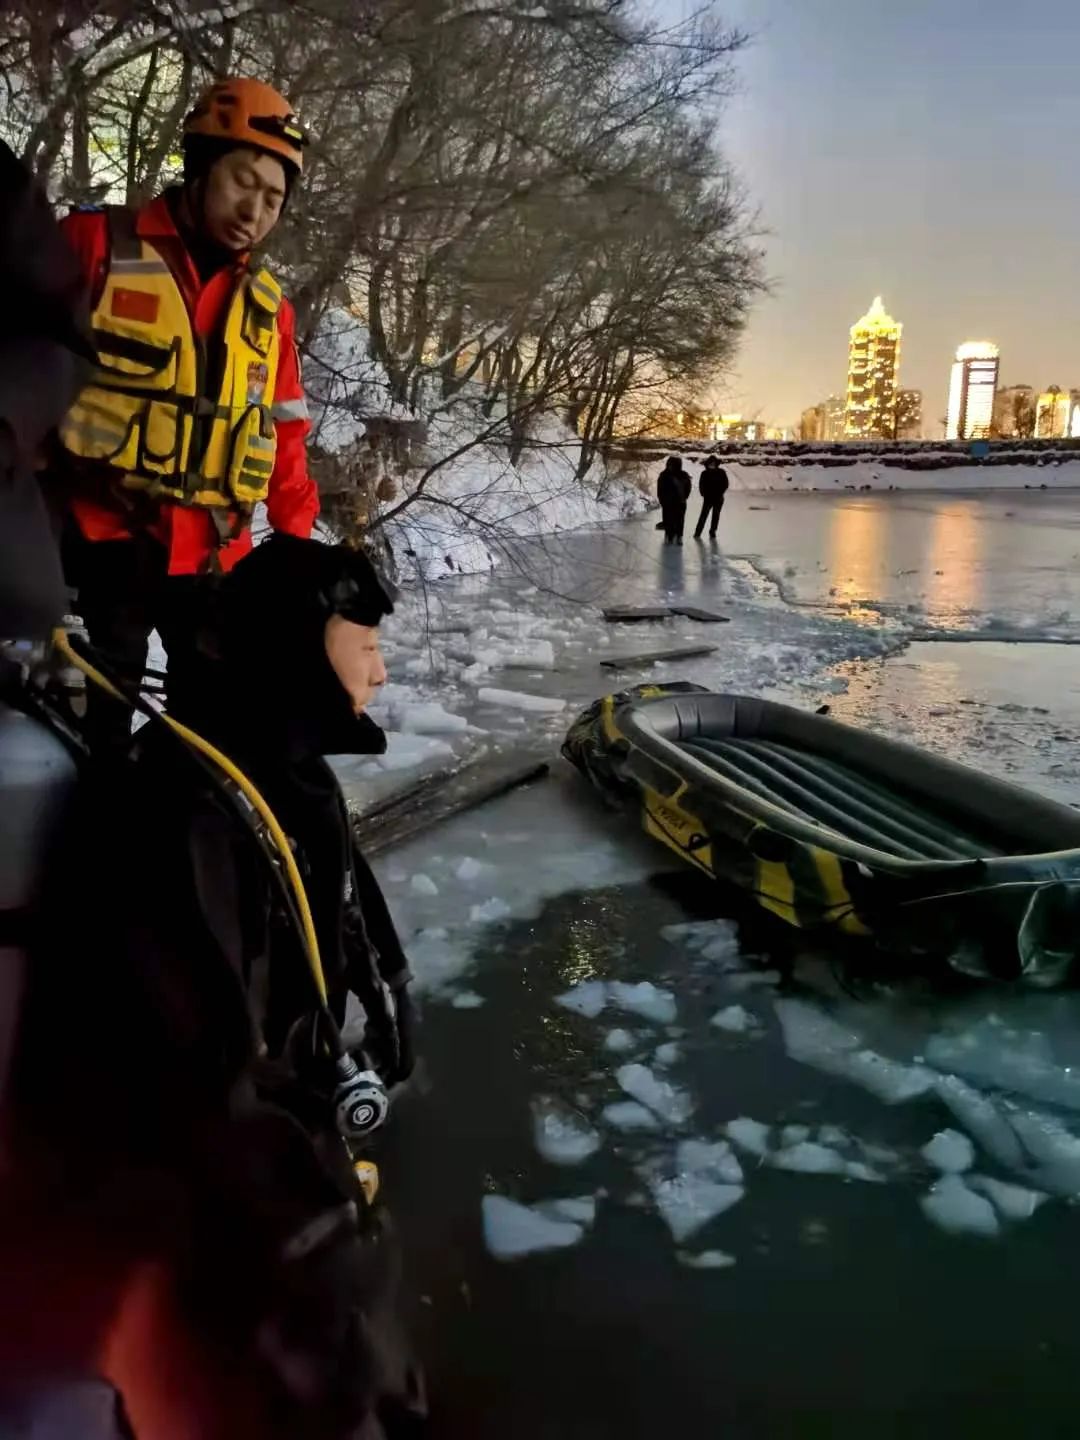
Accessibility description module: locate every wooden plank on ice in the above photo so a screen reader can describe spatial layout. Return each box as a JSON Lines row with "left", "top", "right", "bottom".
{"left": 603, "top": 605, "right": 672, "bottom": 623}
{"left": 601, "top": 643, "right": 718, "bottom": 669}
{"left": 667, "top": 605, "right": 731, "bottom": 622}
{"left": 352, "top": 751, "right": 551, "bottom": 855}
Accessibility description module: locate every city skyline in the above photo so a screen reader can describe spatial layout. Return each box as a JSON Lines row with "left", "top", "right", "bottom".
{"left": 687, "top": 0, "right": 1080, "bottom": 428}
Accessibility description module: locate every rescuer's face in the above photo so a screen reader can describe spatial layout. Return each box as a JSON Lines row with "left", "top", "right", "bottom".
{"left": 324, "top": 616, "right": 388, "bottom": 715}
{"left": 202, "top": 147, "right": 288, "bottom": 251}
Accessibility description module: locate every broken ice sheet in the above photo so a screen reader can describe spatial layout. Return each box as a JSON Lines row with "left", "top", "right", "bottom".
{"left": 537, "top": 1195, "right": 598, "bottom": 1226}
{"left": 771, "top": 1141, "right": 846, "bottom": 1176}
{"left": 920, "top": 1175, "right": 1000, "bottom": 1239}
{"left": 921, "top": 1129, "right": 975, "bottom": 1174}
{"left": 647, "top": 1174, "right": 744, "bottom": 1243}
{"left": 967, "top": 1174, "right": 1047, "bottom": 1222}
{"left": 602, "top": 1100, "right": 661, "bottom": 1132}
{"left": 724, "top": 1117, "right": 771, "bottom": 1158}
{"left": 607, "top": 981, "right": 677, "bottom": 1025}
{"left": 676, "top": 1139, "right": 744, "bottom": 1186}
{"left": 555, "top": 980, "right": 608, "bottom": 1019}
{"left": 603, "top": 1027, "right": 637, "bottom": 1054}
{"left": 654, "top": 1041, "right": 681, "bottom": 1067}
{"left": 531, "top": 1099, "right": 601, "bottom": 1166}
{"left": 482, "top": 1195, "right": 584, "bottom": 1260}
{"left": 773, "top": 997, "right": 935, "bottom": 1104}
{"left": 710, "top": 1004, "right": 756, "bottom": 1035}
{"left": 616, "top": 1063, "right": 694, "bottom": 1126}
{"left": 449, "top": 990, "right": 485, "bottom": 1010}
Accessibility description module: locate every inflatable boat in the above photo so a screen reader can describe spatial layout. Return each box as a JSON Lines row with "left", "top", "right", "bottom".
{"left": 563, "top": 683, "right": 1080, "bottom": 984}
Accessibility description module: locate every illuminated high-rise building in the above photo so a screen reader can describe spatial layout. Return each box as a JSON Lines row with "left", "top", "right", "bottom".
{"left": 845, "top": 297, "right": 902, "bottom": 440}
{"left": 896, "top": 388, "right": 923, "bottom": 440}
{"left": 945, "top": 342, "right": 999, "bottom": 439}
{"left": 1036, "top": 385, "right": 1071, "bottom": 439}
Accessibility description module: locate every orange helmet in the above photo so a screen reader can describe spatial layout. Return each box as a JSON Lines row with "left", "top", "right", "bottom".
{"left": 183, "top": 78, "right": 308, "bottom": 175}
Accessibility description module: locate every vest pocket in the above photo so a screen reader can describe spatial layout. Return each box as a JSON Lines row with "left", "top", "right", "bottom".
{"left": 91, "top": 327, "right": 180, "bottom": 389}
{"left": 139, "top": 400, "right": 193, "bottom": 478}
{"left": 227, "top": 404, "right": 276, "bottom": 504}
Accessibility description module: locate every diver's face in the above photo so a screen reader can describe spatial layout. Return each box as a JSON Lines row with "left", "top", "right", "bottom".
{"left": 324, "top": 616, "right": 387, "bottom": 714}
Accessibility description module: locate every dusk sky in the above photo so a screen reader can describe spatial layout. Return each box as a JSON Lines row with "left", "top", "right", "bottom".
{"left": 674, "top": 0, "right": 1080, "bottom": 429}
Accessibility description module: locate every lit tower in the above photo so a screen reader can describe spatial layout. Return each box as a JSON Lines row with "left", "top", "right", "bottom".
{"left": 844, "top": 296, "right": 902, "bottom": 440}
{"left": 945, "top": 342, "right": 1000, "bottom": 439}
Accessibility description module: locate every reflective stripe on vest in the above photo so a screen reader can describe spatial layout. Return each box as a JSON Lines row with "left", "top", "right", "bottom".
{"left": 59, "top": 206, "right": 283, "bottom": 512}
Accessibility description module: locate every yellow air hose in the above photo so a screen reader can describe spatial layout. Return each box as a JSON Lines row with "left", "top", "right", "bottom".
{"left": 51, "top": 627, "right": 328, "bottom": 1006}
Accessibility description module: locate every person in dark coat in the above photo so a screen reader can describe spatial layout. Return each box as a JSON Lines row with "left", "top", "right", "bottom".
{"left": 656, "top": 456, "right": 692, "bottom": 545}
{"left": 693, "top": 455, "right": 729, "bottom": 539}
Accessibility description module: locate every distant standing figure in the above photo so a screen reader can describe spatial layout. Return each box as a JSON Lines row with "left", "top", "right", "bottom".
{"left": 657, "top": 456, "right": 692, "bottom": 545}
{"left": 694, "top": 456, "right": 729, "bottom": 539}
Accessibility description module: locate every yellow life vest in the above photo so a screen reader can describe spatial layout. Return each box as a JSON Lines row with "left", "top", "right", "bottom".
{"left": 59, "top": 206, "right": 282, "bottom": 511}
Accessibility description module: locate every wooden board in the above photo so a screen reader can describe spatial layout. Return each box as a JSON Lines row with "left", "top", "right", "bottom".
{"left": 601, "top": 643, "right": 718, "bottom": 669}
{"left": 352, "top": 751, "right": 550, "bottom": 855}
{"left": 603, "top": 606, "right": 672, "bottom": 623}
{"left": 667, "top": 605, "right": 731, "bottom": 623}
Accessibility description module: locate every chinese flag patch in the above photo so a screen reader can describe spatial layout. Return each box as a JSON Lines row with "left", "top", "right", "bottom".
{"left": 111, "top": 287, "right": 160, "bottom": 323}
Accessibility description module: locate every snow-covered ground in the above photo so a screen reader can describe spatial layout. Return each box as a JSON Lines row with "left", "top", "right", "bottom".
{"left": 719, "top": 460, "right": 1080, "bottom": 492}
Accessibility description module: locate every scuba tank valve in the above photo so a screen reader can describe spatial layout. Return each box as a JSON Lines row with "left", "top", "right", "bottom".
{"left": 333, "top": 1050, "right": 389, "bottom": 1141}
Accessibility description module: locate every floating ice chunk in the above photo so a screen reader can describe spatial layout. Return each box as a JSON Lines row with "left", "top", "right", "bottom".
{"left": 616, "top": 1063, "right": 693, "bottom": 1126}
{"left": 921, "top": 1129, "right": 975, "bottom": 1174}
{"left": 774, "top": 998, "right": 935, "bottom": 1103}
{"left": 724, "top": 1117, "right": 771, "bottom": 1158}
{"left": 845, "top": 1050, "right": 937, "bottom": 1103}
{"left": 450, "top": 991, "right": 485, "bottom": 1010}
{"left": 654, "top": 1042, "right": 681, "bottom": 1067}
{"left": 555, "top": 981, "right": 608, "bottom": 1019}
{"left": 725, "top": 969, "right": 782, "bottom": 992}
{"left": 817, "top": 1125, "right": 849, "bottom": 1149}
{"left": 968, "top": 1174, "right": 1047, "bottom": 1222}
{"left": 920, "top": 1176, "right": 1000, "bottom": 1239}
{"left": 532, "top": 1100, "right": 601, "bottom": 1167}
{"left": 476, "top": 686, "right": 565, "bottom": 714}
{"left": 679, "top": 1249, "right": 736, "bottom": 1270}
{"left": 456, "top": 856, "right": 494, "bottom": 883}
{"left": 482, "top": 1195, "right": 584, "bottom": 1260}
{"left": 602, "top": 1100, "right": 661, "bottom": 1132}
{"left": 772, "top": 1141, "right": 846, "bottom": 1176}
{"left": 1005, "top": 1108, "right": 1080, "bottom": 1195}
{"left": 649, "top": 1175, "right": 744, "bottom": 1243}
{"left": 390, "top": 701, "right": 469, "bottom": 735}
{"left": 608, "top": 981, "right": 677, "bottom": 1025}
{"left": 710, "top": 1004, "right": 754, "bottom": 1034}
{"left": 501, "top": 640, "right": 555, "bottom": 670}
{"left": 540, "top": 1195, "right": 597, "bottom": 1226}
{"left": 933, "top": 1075, "right": 1026, "bottom": 1172}
{"left": 411, "top": 874, "right": 439, "bottom": 897}
{"left": 604, "top": 1028, "right": 637, "bottom": 1054}
{"left": 781, "top": 1124, "right": 811, "bottom": 1146}
{"left": 702, "top": 937, "right": 741, "bottom": 963}
{"left": 469, "top": 897, "right": 512, "bottom": 924}
{"left": 844, "top": 1161, "right": 885, "bottom": 1183}
{"left": 677, "top": 1139, "right": 744, "bottom": 1186}
{"left": 926, "top": 1022, "right": 1080, "bottom": 1114}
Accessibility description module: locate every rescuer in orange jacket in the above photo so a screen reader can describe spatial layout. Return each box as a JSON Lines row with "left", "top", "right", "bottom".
{"left": 54, "top": 77, "right": 320, "bottom": 744}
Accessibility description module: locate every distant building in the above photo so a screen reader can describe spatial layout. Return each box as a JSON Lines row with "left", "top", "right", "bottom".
{"left": 1036, "top": 385, "right": 1071, "bottom": 439}
{"left": 801, "top": 394, "right": 847, "bottom": 442}
{"left": 992, "top": 384, "right": 1035, "bottom": 439}
{"left": 845, "top": 296, "right": 902, "bottom": 440}
{"left": 945, "top": 342, "right": 999, "bottom": 439}
{"left": 895, "top": 388, "right": 923, "bottom": 440}
{"left": 799, "top": 403, "right": 826, "bottom": 442}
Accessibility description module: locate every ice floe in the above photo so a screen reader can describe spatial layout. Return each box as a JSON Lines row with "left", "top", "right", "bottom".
{"left": 532, "top": 1099, "right": 602, "bottom": 1166}
{"left": 921, "top": 1129, "right": 975, "bottom": 1174}
{"left": 482, "top": 1195, "right": 585, "bottom": 1259}
{"left": 920, "top": 1175, "right": 1000, "bottom": 1239}
{"left": 616, "top": 1063, "right": 694, "bottom": 1126}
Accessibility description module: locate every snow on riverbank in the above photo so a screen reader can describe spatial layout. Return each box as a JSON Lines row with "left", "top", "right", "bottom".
{"left": 721, "top": 461, "right": 1080, "bottom": 492}
{"left": 304, "top": 308, "right": 646, "bottom": 579}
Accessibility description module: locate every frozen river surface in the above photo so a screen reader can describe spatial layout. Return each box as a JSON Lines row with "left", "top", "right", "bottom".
{"left": 342, "top": 492, "right": 1080, "bottom": 1437}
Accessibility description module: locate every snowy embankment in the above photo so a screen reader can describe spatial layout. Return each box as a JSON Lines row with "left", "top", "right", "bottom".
{"left": 303, "top": 309, "right": 645, "bottom": 580}
{"left": 722, "top": 461, "right": 1080, "bottom": 492}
